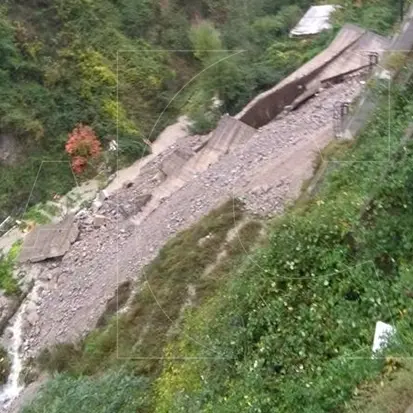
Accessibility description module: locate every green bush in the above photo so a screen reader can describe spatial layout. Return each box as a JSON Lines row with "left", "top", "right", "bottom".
{"left": 0, "top": 242, "right": 21, "bottom": 295}
{"left": 21, "top": 371, "right": 150, "bottom": 413}
{"left": 0, "top": 345, "right": 11, "bottom": 385}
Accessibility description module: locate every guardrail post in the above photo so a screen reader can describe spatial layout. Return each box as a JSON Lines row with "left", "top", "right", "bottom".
{"left": 368, "top": 52, "right": 379, "bottom": 69}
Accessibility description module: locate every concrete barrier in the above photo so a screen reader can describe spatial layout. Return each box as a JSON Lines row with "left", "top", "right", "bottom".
{"left": 235, "top": 24, "right": 390, "bottom": 129}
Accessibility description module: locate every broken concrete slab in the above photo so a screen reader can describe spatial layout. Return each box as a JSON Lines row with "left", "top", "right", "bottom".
{"left": 193, "top": 137, "right": 210, "bottom": 153}
{"left": 160, "top": 148, "right": 193, "bottom": 177}
{"left": 98, "top": 189, "right": 109, "bottom": 202}
{"left": 18, "top": 214, "right": 79, "bottom": 263}
{"left": 119, "top": 194, "right": 153, "bottom": 218}
{"left": 135, "top": 194, "right": 152, "bottom": 210}
{"left": 93, "top": 214, "right": 108, "bottom": 228}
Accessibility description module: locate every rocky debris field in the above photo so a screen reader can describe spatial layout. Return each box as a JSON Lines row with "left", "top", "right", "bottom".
{"left": 14, "top": 78, "right": 362, "bottom": 362}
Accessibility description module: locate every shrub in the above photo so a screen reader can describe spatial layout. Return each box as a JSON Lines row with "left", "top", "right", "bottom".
{"left": 0, "top": 345, "right": 10, "bottom": 385}
{"left": 0, "top": 244, "right": 21, "bottom": 296}
{"left": 21, "top": 371, "right": 150, "bottom": 413}
{"left": 65, "top": 124, "right": 102, "bottom": 174}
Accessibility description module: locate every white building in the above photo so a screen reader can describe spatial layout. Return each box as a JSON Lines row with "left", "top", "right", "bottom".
{"left": 290, "top": 5, "right": 339, "bottom": 37}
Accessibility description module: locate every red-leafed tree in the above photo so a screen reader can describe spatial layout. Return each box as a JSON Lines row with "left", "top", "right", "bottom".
{"left": 65, "top": 124, "right": 102, "bottom": 174}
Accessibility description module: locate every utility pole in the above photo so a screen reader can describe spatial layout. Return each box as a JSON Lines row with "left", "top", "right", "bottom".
{"left": 401, "top": 0, "right": 404, "bottom": 21}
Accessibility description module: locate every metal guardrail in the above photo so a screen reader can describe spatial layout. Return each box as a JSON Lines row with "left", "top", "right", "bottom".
{"left": 0, "top": 217, "right": 12, "bottom": 237}
{"left": 335, "top": 4, "right": 413, "bottom": 140}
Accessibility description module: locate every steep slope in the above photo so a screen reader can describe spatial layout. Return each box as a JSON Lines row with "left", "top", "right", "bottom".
{"left": 0, "top": 0, "right": 399, "bottom": 224}
{"left": 0, "top": 0, "right": 404, "bottom": 411}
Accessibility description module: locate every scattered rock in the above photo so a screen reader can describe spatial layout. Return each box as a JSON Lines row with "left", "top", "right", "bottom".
{"left": 123, "top": 181, "right": 134, "bottom": 189}
{"left": 26, "top": 311, "right": 39, "bottom": 326}
{"left": 92, "top": 200, "right": 103, "bottom": 212}
{"left": 160, "top": 148, "right": 193, "bottom": 177}
{"left": 98, "top": 189, "right": 109, "bottom": 202}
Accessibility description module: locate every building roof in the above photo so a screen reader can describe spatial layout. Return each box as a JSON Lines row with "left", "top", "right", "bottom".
{"left": 290, "top": 5, "right": 338, "bottom": 36}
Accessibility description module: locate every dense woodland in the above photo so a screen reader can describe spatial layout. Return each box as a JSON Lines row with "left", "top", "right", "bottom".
{"left": 0, "top": 0, "right": 398, "bottom": 222}
{"left": 1, "top": 0, "right": 410, "bottom": 412}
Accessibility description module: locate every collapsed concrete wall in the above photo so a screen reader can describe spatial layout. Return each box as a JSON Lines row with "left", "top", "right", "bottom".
{"left": 188, "top": 115, "right": 257, "bottom": 173}
{"left": 235, "top": 24, "right": 390, "bottom": 129}
{"left": 206, "top": 115, "right": 256, "bottom": 154}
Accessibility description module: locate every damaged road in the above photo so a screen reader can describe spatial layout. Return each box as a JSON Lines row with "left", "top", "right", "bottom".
{"left": 16, "top": 78, "right": 361, "bottom": 358}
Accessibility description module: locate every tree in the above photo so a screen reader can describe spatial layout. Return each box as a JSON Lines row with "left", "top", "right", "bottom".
{"left": 65, "top": 124, "right": 101, "bottom": 174}
{"left": 190, "top": 21, "right": 222, "bottom": 62}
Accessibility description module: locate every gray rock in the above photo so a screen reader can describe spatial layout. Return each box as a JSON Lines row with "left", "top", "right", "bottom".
{"left": 26, "top": 311, "right": 40, "bottom": 326}
{"left": 93, "top": 214, "right": 108, "bottom": 228}
{"left": 99, "top": 189, "right": 109, "bottom": 202}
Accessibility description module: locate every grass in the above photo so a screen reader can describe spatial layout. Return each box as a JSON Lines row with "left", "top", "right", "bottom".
{"left": 0, "top": 345, "right": 10, "bottom": 385}
{"left": 36, "top": 199, "right": 263, "bottom": 377}
{"left": 294, "top": 139, "right": 355, "bottom": 211}
{"left": 22, "top": 204, "right": 52, "bottom": 226}
{"left": 344, "top": 356, "right": 413, "bottom": 413}
{"left": 21, "top": 371, "right": 150, "bottom": 413}
{"left": 95, "top": 280, "right": 132, "bottom": 328}
{"left": 0, "top": 241, "right": 22, "bottom": 296}
{"left": 19, "top": 2, "right": 406, "bottom": 410}
{"left": 150, "top": 60, "right": 413, "bottom": 413}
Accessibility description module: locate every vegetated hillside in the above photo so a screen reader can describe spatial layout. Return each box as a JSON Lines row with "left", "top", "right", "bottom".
{"left": 0, "top": 0, "right": 398, "bottom": 222}
{"left": 19, "top": 3, "right": 411, "bottom": 413}
{"left": 25, "top": 63, "right": 413, "bottom": 412}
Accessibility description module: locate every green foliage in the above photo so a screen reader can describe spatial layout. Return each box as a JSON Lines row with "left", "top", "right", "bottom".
{"left": 0, "top": 0, "right": 401, "bottom": 221}
{"left": 152, "top": 64, "right": 413, "bottom": 413}
{"left": 35, "top": 200, "right": 262, "bottom": 379}
{"left": 117, "top": 0, "right": 157, "bottom": 39}
{"left": 0, "top": 242, "right": 21, "bottom": 295}
{"left": 0, "top": 0, "right": 182, "bottom": 221}
{"left": 186, "top": 88, "right": 222, "bottom": 134}
{"left": 251, "top": 5, "right": 302, "bottom": 43}
{"left": 21, "top": 371, "right": 150, "bottom": 413}
{"left": 0, "top": 345, "right": 11, "bottom": 385}
{"left": 190, "top": 21, "right": 222, "bottom": 62}
{"left": 334, "top": 0, "right": 399, "bottom": 34}
{"left": 22, "top": 204, "right": 52, "bottom": 225}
